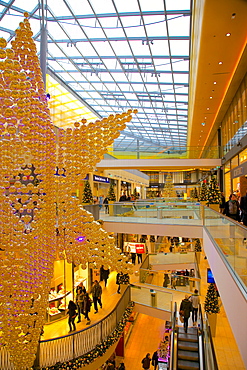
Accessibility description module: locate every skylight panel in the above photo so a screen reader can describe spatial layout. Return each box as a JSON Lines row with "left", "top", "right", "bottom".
{"left": 165, "top": 0, "right": 191, "bottom": 11}
{"left": 167, "top": 15, "right": 190, "bottom": 37}
{"left": 115, "top": 0, "right": 140, "bottom": 13}
{"left": 170, "top": 40, "right": 190, "bottom": 56}
{"left": 90, "top": 0, "right": 117, "bottom": 14}
{"left": 173, "top": 74, "right": 189, "bottom": 83}
{"left": 109, "top": 41, "right": 132, "bottom": 55}
{"left": 149, "top": 40, "right": 170, "bottom": 55}
{"left": 48, "top": 0, "right": 71, "bottom": 17}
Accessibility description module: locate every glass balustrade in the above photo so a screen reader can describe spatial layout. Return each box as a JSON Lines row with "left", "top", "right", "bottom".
{"left": 204, "top": 207, "right": 247, "bottom": 288}
{"left": 130, "top": 284, "right": 172, "bottom": 311}
{"left": 101, "top": 201, "right": 203, "bottom": 226}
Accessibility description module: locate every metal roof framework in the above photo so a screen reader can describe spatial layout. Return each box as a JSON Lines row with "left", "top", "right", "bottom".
{"left": 0, "top": 0, "right": 192, "bottom": 151}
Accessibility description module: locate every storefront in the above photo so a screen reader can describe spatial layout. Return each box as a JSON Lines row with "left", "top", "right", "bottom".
{"left": 47, "top": 260, "right": 88, "bottom": 324}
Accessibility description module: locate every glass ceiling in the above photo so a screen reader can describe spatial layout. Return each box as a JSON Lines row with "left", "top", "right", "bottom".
{"left": 0, "top": 0, "right": 192, "bottom": 150}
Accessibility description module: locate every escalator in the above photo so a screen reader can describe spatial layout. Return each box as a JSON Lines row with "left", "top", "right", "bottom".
{"left": 169, "top": 304, "right": 218, "bottom": 370}
{"left": 177, "top": 326, "right": 199, "bottom": 370}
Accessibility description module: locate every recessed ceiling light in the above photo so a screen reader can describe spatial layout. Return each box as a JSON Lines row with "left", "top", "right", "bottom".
{"left": 204, "top": 117, "right": 207, "bottom": 119}
{"left": 207, "top": 108, "right": 210, "bottom": 110}
{"left": 213, "top": 81, "right": 217, "bottom": 84}
{"left": 218, "top": 61, "right": 223, "bottom": 65}
{"left": 226, "top": 33, "right": 231, "bottom": 37}
{"left": 210, "top": 96, "right": 212, "bottom": 99}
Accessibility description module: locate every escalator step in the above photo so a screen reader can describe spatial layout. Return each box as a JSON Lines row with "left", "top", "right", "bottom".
{"left": 178, "top": 349, "right": 199, "bottom": 361}
{"left": 178, "top": 333, "right": 198, "bottom": 342}
{"left": 178, "top": 359, "right": 200, "bottom": 370}
{"left": 178, "top": 341, "right": 199, "bottom": 351}
{"left": 179, "top": 327, "right": 198, "bottom": 335}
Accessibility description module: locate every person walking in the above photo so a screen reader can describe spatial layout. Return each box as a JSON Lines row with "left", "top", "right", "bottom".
{"left": 75, "top": 283, "right": 86, "bottom": 323}
{"left": 116, "top": 272, "right": 123, "bottom": 294}
{"left": 131, "top": 252, "right": 136, "bottom": 265}
{"left": 240, "top": 190, "right": 247, "bottom": 226}
{"left": 179, "top": 294, "right": 192, "bottom": 333}
{"left": 190, "top": 289, "right": 200, "bottom": 325}
{"left": 82, "top": 292, "right": 92, "bottom": 325}
{"left": 223, "top": 193, "right": 241, "bottom": 221}
{"left": 91, "top": 280, "right": 102, "bottom": 313}
{"left": 103, "top": 196, "right": 109, "bottom": 214}
{"left": 100, "top": 265, "right": 110, "bottom": 287}
{"left": 151, "top": 351, "right": 159, "bottom": 370}
{"left": 118, "top": 363, "right": 125, "bottom": 370}
{"left": 141, "top": 353, "right": 151, "bottom": 369}
{"left": 68, "top": 300, "right": 77, "bottom": 333}
{"left": 219, "top": 192, "right": 226, "bottom": 213}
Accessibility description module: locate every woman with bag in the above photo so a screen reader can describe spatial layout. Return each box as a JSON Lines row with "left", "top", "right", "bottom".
{"left": 179, "top": 294, "right": 192, "bottom": 333}
{"left": 68, "top": 300, "right": 77, "bottom": 332}
{"left": 83, "top": 292, "right": 92, "bottom": 325}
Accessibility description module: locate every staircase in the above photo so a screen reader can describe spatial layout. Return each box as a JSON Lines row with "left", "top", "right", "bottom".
{"left": 177, "top": 326, "right": 200, "bottom": 370}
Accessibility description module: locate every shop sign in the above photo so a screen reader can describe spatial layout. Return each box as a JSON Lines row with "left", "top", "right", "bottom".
{"left": 124, "top": 242, "right": 145, "bottom": 253}
{"left": 93, "top": 175, "right": 109, "bottom": 183}
{"left": 231, "top": 164, "right": 246, "bottom": 179}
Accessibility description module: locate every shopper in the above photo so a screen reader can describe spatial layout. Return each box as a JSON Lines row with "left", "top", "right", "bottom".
{"left": 75, "top": 283, "right": 86, "bottom": 323}
{"left": 163, "top": 272, "right": 170, "bottom": 288}
{"left": 219, "top": 192, "right": 226, "bottom": 213}
{"left": 100, "top": 265, "right": 110, "bottom": 287}
{"left": 223, "top": 193, "right": 240, "bottom": 221}
{"left": 118, "top": 363, "right": 125, "bottom": 370}
{"left": 189, "top": 289, "right": 200, "bottom": 325}
{"left": 116, "top": 272, "right": 123, "bottom": 294}
{"left": 82, "top": 292, "right": 92, "bottom": 325}
{"left": 91, "top": 280, "right": 102, "bottom": 313}
{"left": 141, "top": 353, "right": 151, "bottom": 369}
{"left": 131, "top": 252, "right": 136, "bottom": 265}
{"left": 179, "top": 294, "right": 192, "bottom": 333}
{"left": 103, "top": 196, "right": 109, "bottom": 214}
{"left": 68, "top": 300, "right": 77, "bottom": 332}
{"left": 137, "top": 252, "right": 142, "bottom": 264}
{"left": 240, "top": 190, "right": 247, "bottom": 226}
{"left": 151, "top": 351, "right": 159, "bottom": 370}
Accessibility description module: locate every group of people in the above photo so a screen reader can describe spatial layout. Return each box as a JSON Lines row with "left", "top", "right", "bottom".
{"left": 67, "top": 280, "right": 103, "bottom": 332}
{"left": 179, "top": 290, "right": 200, "bottom": 333}
{"left": 220, "top": 190, "right": 247, "bottom": 226}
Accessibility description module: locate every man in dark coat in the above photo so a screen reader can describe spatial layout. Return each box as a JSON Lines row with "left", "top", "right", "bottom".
{"left": 180, "top": 294, "right": 193, "bottom": 333}
{"left": 91, "top": 280, "right": 102, "bottom": 313}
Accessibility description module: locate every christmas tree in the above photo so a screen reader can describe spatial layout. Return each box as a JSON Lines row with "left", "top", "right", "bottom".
{"left": 107, "top": 182, "right": 116, "bottom": 201}
{"left": 194, "top": 187, "right": 198, "bottom": 199}
{"left": 207, "top": 175, "right": 221, "bottom": 204}
{"left": 204, "top": 283, "right": 220, "bottom": 314}
{"left": 82, "top": 180, "right": 94, "bottom": 204}
{"left": 194, "top": 238, "right": 202, "bottom": 252}
{"left": 163, "top": 172, "right": 176, "bottom": 198}
{"left": 199, "top": 181, "right": 208, "bottom": 201}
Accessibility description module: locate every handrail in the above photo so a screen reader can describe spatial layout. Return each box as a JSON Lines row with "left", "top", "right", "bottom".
{"left": 169, "top": 301, "right": 177, "bottom": 370}
{"left": 34, "top": 287, "right": 131, "bottom": 368}
{"left": 198, "top": 304, "right": 205, "bottom": 370}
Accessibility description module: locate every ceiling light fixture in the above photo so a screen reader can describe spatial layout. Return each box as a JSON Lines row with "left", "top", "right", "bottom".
{"left": 218, "top": 61, "right": 223, "bottom": 65}
{"left": 226, "top": 33, "right": 231, "bottom": 37}
{"left": 213, "top": 81, "right": 217, "bottom": 84}
{"left": 210, "top": 96, "right": 212, "bottom": 99}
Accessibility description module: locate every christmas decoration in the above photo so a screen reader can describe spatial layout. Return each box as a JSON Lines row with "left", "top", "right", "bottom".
{"left": 107, "top": 182, "right": 116, "bottom": 201}
{"left": 0, "top": 15, "right": 137, "bottom": 369}
{"left": 199, "top": 181, "right": 208, "bottom": 202}
{"left": 204, "top": 283, "right": 220, "bottom": 314}
{"left": 81, "top": 180, "right": 93, "bottom": 204}
{"left": 207, "top": 175, "right": 221, "bottom": 204}
{"left": 194, "top": 238, "right": 202, "bottom": 252}
{"left": 163, "top": 173, "right": 176, "bottom": 198}
{"left": 41, "top": 302, "right": 135, "bottom": 370}
{"left": 193, "top": 187, "right": 198, "bottom": 199}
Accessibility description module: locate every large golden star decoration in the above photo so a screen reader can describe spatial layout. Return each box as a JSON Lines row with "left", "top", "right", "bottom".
{"left": 0, "top": 14, "right": 137, "bottom": 370}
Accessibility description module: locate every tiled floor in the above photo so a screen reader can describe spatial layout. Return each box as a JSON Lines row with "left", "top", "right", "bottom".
{"left": 43, "top": 252, "right": 246, "bottom": 370}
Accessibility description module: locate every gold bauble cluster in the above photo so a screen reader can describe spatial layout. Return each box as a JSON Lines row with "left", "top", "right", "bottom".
{"left": 0, "top": 13, "right": 137, "bottom": 370}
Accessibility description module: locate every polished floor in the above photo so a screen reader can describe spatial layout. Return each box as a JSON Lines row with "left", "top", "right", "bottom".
{"left": 43, "top": 250, "right": 245, "bottom": 370}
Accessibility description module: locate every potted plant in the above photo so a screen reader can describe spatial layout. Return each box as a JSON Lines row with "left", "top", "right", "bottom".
{"left": 204, "top": 283, "right": 220, "bottom": 337}
{"left": 207, "top": 175, "right": 221, "bottom": 212}
{"left": 107, "top": 182, "right": 116, "bottom": 215}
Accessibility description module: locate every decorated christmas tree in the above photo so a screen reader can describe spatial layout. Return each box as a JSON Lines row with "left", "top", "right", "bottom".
{"left": 204, "top": 283, "right": 220, "bottom": 314}
{"left": 163, "top": 172, "right": 176, "bottom": 198}
{"left": 194, "top": 187, "right": 198, "bottom": 199}
{"left": 199, "top": 181, "right": 208, "bottom": 201}
{"left": 107, "top": 182, "right": 116, "bottom": 201}
{"left": 82, "top": 180, "right": 94, "bottom": 204}
{"left": 194, "top": 238, "right": 202, "bottom": 252}
{"left": 207, "top": 175, "right": 221, "bottom": 204}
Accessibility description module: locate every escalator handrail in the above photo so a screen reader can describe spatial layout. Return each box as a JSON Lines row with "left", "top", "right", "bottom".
{"left": 169, "top": 301, "right": 177, "bottom": 370}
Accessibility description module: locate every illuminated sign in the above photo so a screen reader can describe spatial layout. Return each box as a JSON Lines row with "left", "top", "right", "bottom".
{"left": 93, "top": 175, "right": 110, "bottom": 183}
{"left": 124, "top": 242, "right": 145, "bottom": 253}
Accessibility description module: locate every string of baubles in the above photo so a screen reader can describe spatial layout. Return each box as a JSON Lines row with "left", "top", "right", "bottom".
{"left": 0, "top": 12, "right": 138, "bottom": 370}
